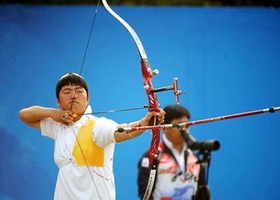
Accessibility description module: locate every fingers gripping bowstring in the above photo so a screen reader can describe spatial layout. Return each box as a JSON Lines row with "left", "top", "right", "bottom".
{"left": 69, "top": 1, "right": 102, "bottom": 199}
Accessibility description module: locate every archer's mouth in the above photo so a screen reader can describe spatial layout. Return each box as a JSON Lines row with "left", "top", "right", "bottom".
{"left": 70, "top": 101, "right": 79, "bottom": 104}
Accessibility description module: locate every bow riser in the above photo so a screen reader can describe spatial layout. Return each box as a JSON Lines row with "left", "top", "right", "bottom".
{"left": 141, "top": 60, "right": 160, "bottom": 112}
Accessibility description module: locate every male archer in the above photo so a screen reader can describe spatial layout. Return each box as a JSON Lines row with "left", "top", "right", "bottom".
{"left": 19, "top": 72, "right": 165, "bottom": 200}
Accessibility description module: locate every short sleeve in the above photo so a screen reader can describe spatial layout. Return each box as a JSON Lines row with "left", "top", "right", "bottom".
{"left": 93, "top": 117, "right": 119, "bottom": 147}
{"left": 40, "top": 117, "right": 58, "bottom": 140}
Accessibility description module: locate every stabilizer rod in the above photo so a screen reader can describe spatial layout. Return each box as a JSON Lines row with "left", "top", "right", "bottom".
{"left": 116, "top": 106, "right": 280, "bottom": 132}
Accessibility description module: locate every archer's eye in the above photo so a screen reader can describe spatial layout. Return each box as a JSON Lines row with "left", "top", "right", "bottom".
{"left": 76, "top": 89, "right": 84, "bottom": 93}
{"left": 63, "top": 91, "right": 71, "bottom": 95}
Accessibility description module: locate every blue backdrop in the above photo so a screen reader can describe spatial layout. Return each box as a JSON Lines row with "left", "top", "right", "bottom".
{"left": 0, "top": 4, "right": 280, "bottom": 200}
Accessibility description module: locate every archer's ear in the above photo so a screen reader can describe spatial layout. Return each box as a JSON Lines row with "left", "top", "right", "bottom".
{"left": 56, "top": 99, "right": 60, "bottom": 107}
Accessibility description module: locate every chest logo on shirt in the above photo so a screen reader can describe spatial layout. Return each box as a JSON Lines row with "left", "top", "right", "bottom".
{"left": 72, "top": 119, "right": 104, "bottom": 166}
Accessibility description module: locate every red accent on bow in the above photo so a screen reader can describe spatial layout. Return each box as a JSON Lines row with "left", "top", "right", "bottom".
{"left": 141, "top": 58, "right": 161, "bottom": 167}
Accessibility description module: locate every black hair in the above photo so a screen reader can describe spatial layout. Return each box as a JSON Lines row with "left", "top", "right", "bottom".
{"left": 163, "top": 104, "right": 191, "bottom": 124}
{"left": 55, "top": 73, "right": 89, "bottom": 99}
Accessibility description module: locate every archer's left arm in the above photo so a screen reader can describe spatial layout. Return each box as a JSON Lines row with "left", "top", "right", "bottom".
{"left": 114, "top": 109, "right": 165, "bottom": 142}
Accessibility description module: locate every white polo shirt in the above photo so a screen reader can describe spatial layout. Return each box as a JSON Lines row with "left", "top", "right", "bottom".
{"left": 40, "top": 106, "right": 119, "bottom": 200}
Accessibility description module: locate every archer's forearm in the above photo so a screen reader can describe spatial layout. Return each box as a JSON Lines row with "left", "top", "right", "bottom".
{"left": 114, "top": 116, "right": 151, "bottom": 142}
{"left": 19, "top": 106, "right": 54, "bottom": 122}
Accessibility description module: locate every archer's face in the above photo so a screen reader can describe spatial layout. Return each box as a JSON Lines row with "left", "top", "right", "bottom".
{"left": 57, "top": 84, "right": 89, "bottom": 115}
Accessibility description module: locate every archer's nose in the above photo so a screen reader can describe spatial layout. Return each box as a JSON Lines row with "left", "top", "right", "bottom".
{"left": 71, "top": 91, "right": 77, "bottom": 99}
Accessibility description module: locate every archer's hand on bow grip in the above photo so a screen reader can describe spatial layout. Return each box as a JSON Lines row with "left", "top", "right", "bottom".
{"left": 147, "top": 109, "right": 165, "bottom": 126}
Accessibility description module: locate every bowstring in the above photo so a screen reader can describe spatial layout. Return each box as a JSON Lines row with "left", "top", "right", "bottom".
{"left": 70, "top": 1, "right": 102, "bottom": 199}
{"left": 79, "top": 0, "right": 100, "bottom": 75}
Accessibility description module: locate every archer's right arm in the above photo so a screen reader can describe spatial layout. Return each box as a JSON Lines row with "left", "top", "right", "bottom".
{"left": 19, "top": 106, "right": 63, "bottom": 129}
